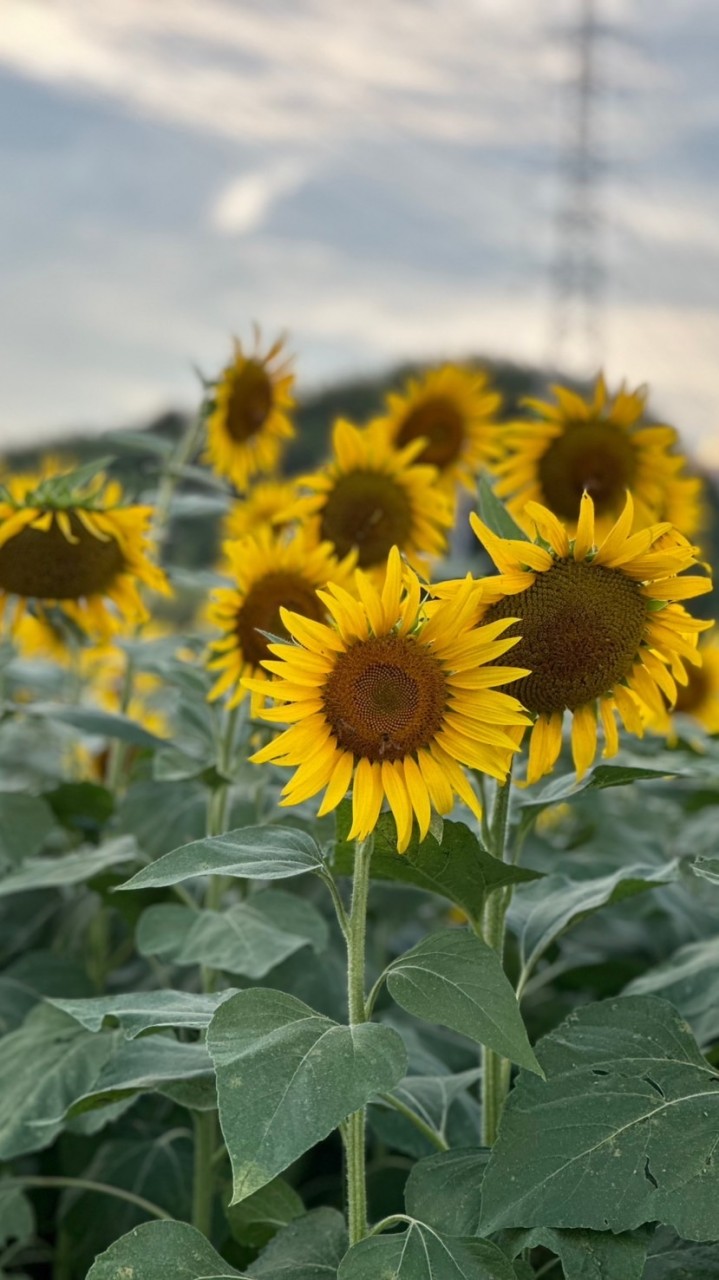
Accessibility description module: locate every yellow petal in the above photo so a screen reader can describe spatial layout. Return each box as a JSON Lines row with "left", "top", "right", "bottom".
{"left": 402, "top": 756, "right": 431, "bottom": 842}
{"left": 571, "top": 703, "right": 597, "bottom": 779}
{"left": 523, "top": 502, "right": 569, "bottom": 556}
{"left": 348, "top": 758, "right": 384, "bottom": 841}
{"left": 381, "top": 760, "right": 413, "bottom": 853}
{"left": 526, "top": 712, "right": 564, "bottom": 784}
{"left": 573, "top": 492, "right": 595, "bottom": 561}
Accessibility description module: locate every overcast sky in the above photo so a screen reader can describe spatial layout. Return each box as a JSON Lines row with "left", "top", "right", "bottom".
{"left": 1, "top": 0, "right": 718, "bottom": 463}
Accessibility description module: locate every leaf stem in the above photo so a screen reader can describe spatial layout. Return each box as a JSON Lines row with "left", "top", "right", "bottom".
{"left": 344, "top": 836, "right": 373, "bottom": 1246}
{"left": 3, "top": 1176, "right": 170, "bottom": 1221}
{"left": 378, "top": 1093, "right": 449, "bottom": 1151}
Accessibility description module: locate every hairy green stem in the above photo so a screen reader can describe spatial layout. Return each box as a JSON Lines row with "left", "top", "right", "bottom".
{"left": 191, "top": 1110, "right": 217, "bottom": 1237}
{"left": 344, "top": 837, "right": 373, "bottom": 1246}
{"left": 4, "top": 1176, "right": 170, "bottom": 1221}
{"left": 192, "top": 706, "right": 237, "bottom": 1239}
{"left": 480, "top": 768, "right": 514, "bottom": 1147}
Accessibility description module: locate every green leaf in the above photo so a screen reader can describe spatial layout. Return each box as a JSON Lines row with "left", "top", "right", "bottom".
{"left": 690, "top": 856, "right": 719, "bottom": 887}
{"left": 643, "top": 1228, "right": 719, "bottom": 1278}
{"left": 625, "top": 936, "right": 719, "bottom": 1048}
{"left": 22, "top": 703, "right": 167, "bottom": 748}
{"left": 246, "top": 1207, "right": 347, "bottom": 1279}
{"left": 479, "top": 995, "right": 719, "bottom": 1241}
{"left": 385, "top": 929, "right": 541, "bottom": 1073}
{"left": 509, "top": 863, "right": 679, "bottom": 980}
{"left": 518, "top": 765, "right": 678, "bottom": 829}
{"left": 0, "top": 1184, "right": 35, "bottom": 1248}
{"left": 227, "top": 1178, "right": 305, "bottom": 1249}
{"left": 501, "top": 1227, "right": 649, "bottom": 1280}
{"left": 337, "top": 1220, "right": 517, "bottom": 1280}
{"left": 66, "top": 1037, "right": 213, "bottom": 1115}
{"left": 0, "top": 977, "right": 38, "bottom": 1036}
{"left": 137, "top": 890, "right": 328, "bottom": 979}
{"left": 86, "top": 1219, "right": 246, "bottom": 1279}
{"left": 45, "top": 781, "right": 114, "bottom": 838}
{"left": 118, "top": 826, "right": 325, "bottom": 891}
{"left": 476, "top": 474, "right": 529, "bottom": 542}
{"left": 0, "top": 792, "right": 57, "bottom": 865}
{"left": 0, "top": 1004, "right": 118, "bottom": 1158}
{"left": 380, "top": 1068, "right": 481, "bottom": 1150}
{"left": 404, "top": 1149, "right": 489, "bottom": 1236}
{"left": 58, "top": 1134, "right": 193, "bottom": 1277}
{"left": 102, "top": 429, "right": 174, "bottom": 457}
{"left": 207, "top": 989, "right": 407, "bottom": 1203}
{"left": 335, "top": 815, "right": 541, "bottom": 923}
{"left": 0, "top": 837, "right": 138, "bottom": 897}
{"left": 49, "top": 989, "right": 240, "bottom": 1038}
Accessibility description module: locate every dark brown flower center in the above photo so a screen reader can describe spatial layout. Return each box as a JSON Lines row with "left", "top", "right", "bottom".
{"left": 674, "top": 664, "right": 710, "bottom": 715}
{"left": 322, "top": 633, "right": 447, "bottom": 762}
{"left": 395, "top": 396, "right": 465, "bottom": 468}
{"left": 482, "top": 558, "right": 648, "bottom": 714}
{"left": 319, "top": 470, "right": 413, "bottom": 568}
{"left": 538, "top": 422, "right": 638, "bottom": 521}
{"left": 237, "top": 571, "right": 325, "bottom": 668}
{"left": 0, "top": 513, "right": 126, "bottom": 600}
{"left": 225, "top": 361, "right": 273, "bottom": 443}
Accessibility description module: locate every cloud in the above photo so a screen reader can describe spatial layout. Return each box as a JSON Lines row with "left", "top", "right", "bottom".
{"left": 210, "top": 161, "right": 310, "bottom": 235}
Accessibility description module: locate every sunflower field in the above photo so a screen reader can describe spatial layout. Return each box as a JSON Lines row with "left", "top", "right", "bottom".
{"left": 2, "top": 334, "right": 719, "bottom": 1280}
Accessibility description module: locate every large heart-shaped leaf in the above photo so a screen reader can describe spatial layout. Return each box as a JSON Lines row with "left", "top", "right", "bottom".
{"left": 480, "top": 995, "right": 719, "bottom": 1241}
{"left": 337, "top": 1219, "right": 517, "bottom": 1280}
{"left": 385, "top": 929, "right": 541, "bottom": 1073}
{"left": 118, "top": 826, "right": 325, "bottom": 890}
{"left": 86, "top": 1219, "right": 245, "bottom": 1279}
{"left": 208, "top": 989, "right": 407, "bottom": 1202}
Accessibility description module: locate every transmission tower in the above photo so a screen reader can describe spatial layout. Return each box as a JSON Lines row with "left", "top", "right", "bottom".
{"left": 549, "top": 0, "right": 604, "bottom": 374}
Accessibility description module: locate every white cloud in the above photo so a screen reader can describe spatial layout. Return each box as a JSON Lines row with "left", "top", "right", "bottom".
{"left": 210, "top": 161, "right": 310, "bottom": 235}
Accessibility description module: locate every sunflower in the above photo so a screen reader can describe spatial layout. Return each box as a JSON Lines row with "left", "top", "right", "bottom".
{"left": 440, "top": 492, "right": 712, "bottom": 783}
{"left": 203, "top": 333, "right": 295, "bottom": 490}
{"left": 491, "top": 375, "right": 703, "bottom": 539}
{"left": 648, "top": 631, "right": 719, "bottom": 739}
{"left": 222, "top": 477, "right": 298, "bottom": 544}
{"left": 207, "top": 528, "right": 355, "bottom": 711}
{"left": 0, "top": 466, "right": 169, "bottom": 640}
{"left": 375, "top": 364, "right": 501, "bottom": 491}
{"left": 245, "top": 547, "right": 530, "bottom": 852}
{"left": 290, "top": 419, "right": 452, "bottom": 576}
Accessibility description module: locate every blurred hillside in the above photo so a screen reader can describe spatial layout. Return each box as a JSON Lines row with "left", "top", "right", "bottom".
{"left": 3, "top": 357, "right": 717, "bottom": 616}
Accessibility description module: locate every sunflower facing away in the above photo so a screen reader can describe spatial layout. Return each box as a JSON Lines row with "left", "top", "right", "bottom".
{"left": 290, "top": 419, "right": 452, "bottom": 576}
{"left": 445, "top": 491, "right": 712, "bottom": 783}
{"left": 491, "top": 375, "right": 703, "bottom": 539}
{"left": 0, "top": 465, "right": 169, "bottom": 639}
{"left": 204, "top": 333, "right": 295, "bottom": 490}
{"left": 207, "top": 528, "right": 355, "bottom": 711}
{"left": 246, "top": 546, "right": 531, "bottom": 852}
{"left": 375, "top": 364, "right": 501, "bottom": 492}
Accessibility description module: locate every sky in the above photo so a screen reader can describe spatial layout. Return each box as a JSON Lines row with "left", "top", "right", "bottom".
{"left": 1, "top": 0, "right": 718, "bottom": 464}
